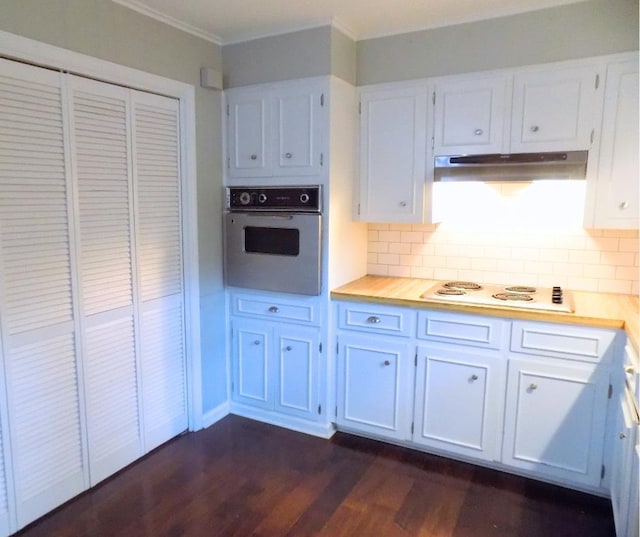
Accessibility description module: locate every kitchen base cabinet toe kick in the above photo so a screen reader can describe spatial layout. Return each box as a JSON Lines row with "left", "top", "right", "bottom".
{"left": 334, "top": 300, "right": 621, "bottom": 496}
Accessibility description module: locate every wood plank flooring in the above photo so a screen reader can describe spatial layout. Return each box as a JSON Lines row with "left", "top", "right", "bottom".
{"left": 16, "top": 415, "right": 615, "bottom": 537}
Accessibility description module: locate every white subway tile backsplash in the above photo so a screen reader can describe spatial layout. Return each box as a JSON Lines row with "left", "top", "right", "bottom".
{"left": 367, "top": 224, "right": 638, "bottom": 296}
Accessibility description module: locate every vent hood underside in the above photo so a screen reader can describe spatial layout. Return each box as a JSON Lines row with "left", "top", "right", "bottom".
{"left": 434, "top": 151, "right": 588, "bottom": 182}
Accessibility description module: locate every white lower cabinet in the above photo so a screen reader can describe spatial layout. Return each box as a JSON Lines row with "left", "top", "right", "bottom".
{"left": 336, "top": 333, "right": 414, "bottom": 441}
{"left": 413, "top": 344, "right": 506, "bottom": 461}
{"left": 502, "top": 357, "right": 610, "bottom": 487}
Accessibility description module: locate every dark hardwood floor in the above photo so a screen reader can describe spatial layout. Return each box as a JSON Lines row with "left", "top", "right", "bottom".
{"left": 17, "top": 415, "right": 615, "bottom": 537}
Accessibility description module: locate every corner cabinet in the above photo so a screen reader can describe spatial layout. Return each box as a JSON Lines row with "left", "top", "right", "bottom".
{"left": 587, "top": 55, "right": 639, "bottom": 229}
{"left": 225, "top": 78, "right": 325, "bottom": 180}
{"left": 358, "top": 84, "right": 428, "bottom": 223}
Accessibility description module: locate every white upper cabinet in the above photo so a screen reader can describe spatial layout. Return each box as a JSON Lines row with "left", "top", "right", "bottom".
{"left": 587, "top": 55, "right": 639, "bottom": 229}
{"left": 226, "top": 78, "right": 325, "bottom": 180}
{"left": 358, "top": 84, "right": 428, "bottom": 223}
{"left": 511, "top": 65, "right": 599, "bottom": 152}
{"left": 433, "top": 74, "right": 509, "bottom": 155}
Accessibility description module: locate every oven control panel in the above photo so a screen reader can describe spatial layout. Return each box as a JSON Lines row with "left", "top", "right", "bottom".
{"left": 226, "top": 186, "right": 321, "bottom": 212}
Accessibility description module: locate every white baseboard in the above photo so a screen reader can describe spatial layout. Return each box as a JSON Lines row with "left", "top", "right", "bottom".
{"left": 201, "top": 401, "right": 231, "bottom": 429}
{"left": 230, "top": 404, "right": 336, "bottom": 439}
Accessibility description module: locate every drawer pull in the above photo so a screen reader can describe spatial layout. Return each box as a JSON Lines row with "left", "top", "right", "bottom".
{"left": 285, "top": 345, "right": 292, "bottom": 351}
{"left": 470, "top": 374, "right": 479, "bottom": 382}
{"left": 619, "top": 432, "right": 627, "bottom": 439}
{"left": 268, "top": 306, "right": 280, "bottom": 313}
{"left": 366, "top": 316, "right": 381, "bottom": 324}
{"left": 383, "top": 360, "right": 391, "bottom": 366}
{"left": 528, "top": 383, "right": 538, "bottom": 391}
{"left": 253, "top": 340, "right": 260, "bottom": 345}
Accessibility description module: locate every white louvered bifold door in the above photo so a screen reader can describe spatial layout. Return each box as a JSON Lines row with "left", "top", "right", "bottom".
{"left": 0, "top": 59, "right": 86, "bottom": 530}
{"left": 131, "top": 91, "right": 187, "bottom": 452}
{"left": 67, "top": 76, "right": 143, "bottom": 485}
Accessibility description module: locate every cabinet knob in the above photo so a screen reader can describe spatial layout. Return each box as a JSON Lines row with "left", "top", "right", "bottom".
{"left": 285, "top": 345, "right": 292, "bottom": 351}
{"left": 619, "top": 201, "right": 629, "bottom": 210}
{"left": 528, "top": 383, "right": 538, "bottom": 391}
{"left": 474, "top": 128, "right": 483, "bottom": 136}
{"left": 383, "top": 360, "right": 391, "bottom": 366}
{"left": 470, "top": 374, "right": 479, "bottom": 381}
{"left": 268, "top": 306, "right": 280, "bottom": 313}
{"left": 285, "top": 152, "right": 292, "bottom": 159}
{"left": 530, "top": 125, "right": 540, "bottom": 133}
{"left": 399, "top": 201, "right": 407, "bottom": 207}
{"left": 366, "top": 316, "right": 381, "bottom": 324}
{"left": 625, "top": 366, "right": 635, "bottom": 374}
{"left": 250, "top": 154, "right": 258, "bottom": 160}
{"left": 253, "top": 340, "right": 260, "bottom": 345}
{"left": 619, "top": 432, "right": 627, "bottom": 439}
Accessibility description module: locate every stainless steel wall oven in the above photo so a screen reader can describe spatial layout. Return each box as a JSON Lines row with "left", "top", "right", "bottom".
{"left": 224, "top": 186, "right": 322, "bottom": 295}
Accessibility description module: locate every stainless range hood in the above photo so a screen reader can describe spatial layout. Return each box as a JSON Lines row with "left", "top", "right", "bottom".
{"left": 434, "top": 151, "right": 588, "bottom": 182}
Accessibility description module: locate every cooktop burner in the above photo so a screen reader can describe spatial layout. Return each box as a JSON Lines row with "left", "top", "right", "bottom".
{"left": 420, "top": 281, "right": 574, "bottom": 313}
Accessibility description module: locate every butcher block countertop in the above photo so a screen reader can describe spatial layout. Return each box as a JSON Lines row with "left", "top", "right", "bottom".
{"left": 331, "top": 275, "right": 640, "bottom": 352}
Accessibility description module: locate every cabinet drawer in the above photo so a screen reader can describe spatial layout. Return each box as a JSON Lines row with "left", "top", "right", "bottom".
{"left": 232, "top": 293, "right": 320, "bottom": 325}
{"left": 510, "top": 321, "right": 617, "bottom": 363}
{"left": 338, "top": 303, "right": 413, "bottom": 337}
{"left": 417, "top": 311, "right": 507, "bottom": 350}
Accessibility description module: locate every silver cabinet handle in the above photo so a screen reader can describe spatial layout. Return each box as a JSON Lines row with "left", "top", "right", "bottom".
{"left": 619, "top": 201, "right": 629, "bottom": 210}
{"left": 400, "top": 201, "right": 407, "bottom": 207}
{"left": 285, "top": 152, "right": 292, "bottom": 159}
{"left": 528, "top": 383, "right": 538, "bottom": 391}
{"left": 474, "top": 128, "right": 483, "bottom": 136}
{"left": 620, "top": 432, "right": 627, "bottom": 439}
{"left": 268, "top": 306, "right": 280, "bottom": 313}
{"left": 366, "top": 316, "right": 381, "bottom": 324}
{"left": 470, "top": 374, "right": 479, "bottom": 381}
{"left": 530, "top": 125, "right": 540, "bottom": 133}
{"left": 250, "top": 154, "right": 258, "bottom": 160}
{"left": 285, "top": 345, "right": 292, "bottom": 351}
{"left": 383, "top": 360, "right": 391, "bottom": 366}
{"left": 625, "top": 366, "right": 635, "bottom": 374}
{"left": 253, "top": 340, "right": 260, "bottom": 345}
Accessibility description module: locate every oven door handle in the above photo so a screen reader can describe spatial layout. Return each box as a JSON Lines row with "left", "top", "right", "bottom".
{"left": 243, "top": 214, "right": 295, "bottom": 220}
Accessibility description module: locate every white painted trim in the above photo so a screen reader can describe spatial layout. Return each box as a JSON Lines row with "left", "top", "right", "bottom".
{"left": 0, "top": 30, "right": 204, "bottom": 433}
{"left": 202, "top": 401, "right": 231, "bottom": 429}
{"left": 229, "top": 404, "right": 336, "bottom": 439}
{"left": 112, "top": 0, "right": 222, "bottom": 45}
{"left": 222, "top": 19, "right": 356, "bottom": 46}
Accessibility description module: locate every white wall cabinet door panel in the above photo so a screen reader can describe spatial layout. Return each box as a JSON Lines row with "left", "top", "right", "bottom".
{"left": 272, "top": 83, "right": 323, "bottom": 176}
{"left": 132, "top": 92, "right": 187, "bottom": 451}
{"left": 227, "top": 88, "right": 270, "bottom": 178}
{"left": 413, "top": 345, "right": 506, "bottom": 462}
{"left": 337, "top": 333, "right": 413, "bottom": 441}
{"left": 591, "top": 58, "right": 639, "bottom": 229}
{"left": 359, "top": 85, "right": 427, "bottom": 223}
{"left": 434, "top": 75, "right": 508, "bottom": 155}
{"left": 502, "top": 357, "right": 609, "bottom": 487}
{"left": 0, "top": 59, "right": 86, "bottom": 530}
{"left": 67, "top": 76, "right": 143, "bottom": 485}
{"left": 511, "top": 66, "right": 598, "bottom": 152}
{"left": 232, "top": 319, "right": 271, "bottom": 409}
{"left": 273, "top": 325, "right": 318, "bottom": 420}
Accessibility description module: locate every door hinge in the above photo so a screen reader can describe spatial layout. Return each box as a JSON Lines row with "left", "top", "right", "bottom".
{"left": 227, "top": 157, "right": 230, "bottom": 169}
{"left": 358, "top": 101, "right": 361, "bottom": 114}
{"left": 320, "top": 93, "right": 325, "bottom": 107}
{"left": 318, "top": 404, "right": 322, "bottom": 414}
{"left": 608, "top": 384, "right": 613, "bottom": 399}
{"left": 319, "top": 342, "right": 323, "bottom": 353}
{"left": 336, "top": 341, "right": 339, "bottom": 354}
{"left": 590, "top": 129, "right": 595, "bottom": 145}
{"left": 226, "top": 103, "right": 229, "bottom": 116}
{"left": 432, "top": 92, "right": 435, "bottom": 105}
{"left": 431, "top": 137, "right": 434, "bottom": 150}
{"left": 414, "top": 353, "right": 417, "bottom": 367}
{"left": 231, "top": 381, "right": 234, "bottom": 393}
{"left": 595, "top": 74, "right": 600, "bottom": 90}
{"left": 357, "top": 203, "right": 361, "bottom": 216}
{"left": 335, "top": 405, "right": 338, "bottom": 417}
{"left": 411, "top": 422, "right": 414, "bottom": 434}
{"left": 601, "top": 464, "right": 606, "bottom": 479}
{"left": 320, "top": 153, "right": 324, "bottom": 166}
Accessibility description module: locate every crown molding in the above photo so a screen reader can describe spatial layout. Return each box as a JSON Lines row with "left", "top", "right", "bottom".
{"left": 112, "top": 0, "right": 222, "bottom": 45}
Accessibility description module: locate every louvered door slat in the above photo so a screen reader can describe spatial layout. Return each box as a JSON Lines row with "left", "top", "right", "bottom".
{"left": 133, "top": 91, "right": 187, "bottom": 451}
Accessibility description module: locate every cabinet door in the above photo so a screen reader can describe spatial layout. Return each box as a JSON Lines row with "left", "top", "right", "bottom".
{"left": 273, "top": 325, "right": 318, "bottom": 420}
{"left": 272, "top": 82, "right": 323, "bottom": 176}
{"left": 337, "top": 334, "right": 413, "bottom": 441}
{"left": 511, "top": 66, "right": 599, "bottom": 152}
{"left": 502, "top": 357, "right": 609, "bottom": 487}
{"left": 434, "top": 75, "right": 508, "bottom": 155}
{"left": 591, "top": 58, "right": 639, "bottom": 229}
{"left": 232, "top": 319, "right": 271, "bottom": 409}
{"left": 227, "top": 88, "right": 270, "bottom": 178}
{"left": 413, "top": 345, "right": 505, "bottom": 462}
{"left": 359, "top": 85, "right": 427, "bottom": 223}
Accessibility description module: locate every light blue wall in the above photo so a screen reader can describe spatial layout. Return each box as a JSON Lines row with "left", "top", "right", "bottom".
{"left": 0, "top": 0, "right": 229, "bottom": 415}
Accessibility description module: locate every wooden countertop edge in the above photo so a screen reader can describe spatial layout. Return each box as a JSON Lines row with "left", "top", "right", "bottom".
{"left": 330, "top": 276, "right": 639, "bottom": 352}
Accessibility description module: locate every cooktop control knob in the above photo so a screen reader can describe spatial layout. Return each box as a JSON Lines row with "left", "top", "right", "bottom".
{"left": 300, "top": 193, "right": 310, "bottom": 203}
{"left": 239, "top": 192, "right": 251, "bottom": 205}
{"left": 552, "top": 286, "right": 563, "bottom": 304}
{"left": 258, "top": 193, "right": 267, "bottom": 204}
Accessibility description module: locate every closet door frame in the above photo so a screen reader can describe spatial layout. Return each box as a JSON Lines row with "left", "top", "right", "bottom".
{"left": 0, "top": 30, "right": 203, "bottom": 433}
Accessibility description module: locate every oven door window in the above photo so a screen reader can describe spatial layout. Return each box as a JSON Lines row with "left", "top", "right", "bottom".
{"left": 244, "top": 226, "right": 300, "bottom": 256}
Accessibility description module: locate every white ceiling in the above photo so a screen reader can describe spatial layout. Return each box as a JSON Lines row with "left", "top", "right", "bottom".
{"left": 113, "top": 0, "right": 589, "bottom": 45}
